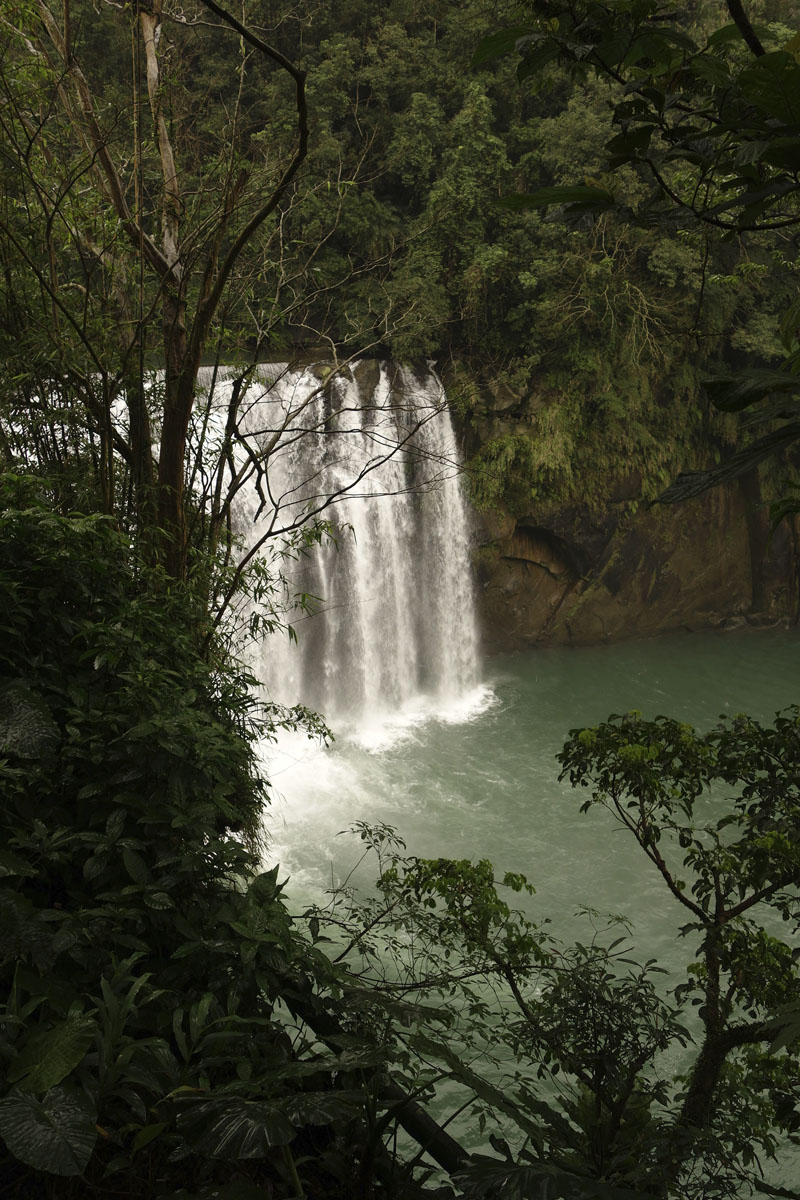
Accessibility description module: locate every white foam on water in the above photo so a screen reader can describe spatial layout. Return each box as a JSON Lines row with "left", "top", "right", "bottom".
{"left": 337, "top": 681, "right": 496, "bottom": 752}
{"left": 258, "top": 681, "right": 497, "bottom": 894}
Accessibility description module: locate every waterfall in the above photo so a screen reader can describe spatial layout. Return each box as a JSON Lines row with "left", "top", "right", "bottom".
{"left": 231, "top": 359, "right": 481, "bottom": 731}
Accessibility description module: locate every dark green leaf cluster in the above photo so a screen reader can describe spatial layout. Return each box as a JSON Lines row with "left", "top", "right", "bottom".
{"left": 0, "top": 479, "right": 377, "bottom": 1199}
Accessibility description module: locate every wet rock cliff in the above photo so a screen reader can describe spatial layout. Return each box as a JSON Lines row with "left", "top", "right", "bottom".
{"left": 447, "top": 367, "right": 800, "bottom": 652}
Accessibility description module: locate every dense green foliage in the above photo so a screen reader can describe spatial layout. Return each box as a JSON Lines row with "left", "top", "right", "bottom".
{"left": 475, "top": 0, "right": 800, "bottom": 512}
{"left": 5, "top": 488, "right": 800, "bottom": 1198}
{"left": 0, "top": 482, "right": 383, "bottom": 1198}
{"left": 269, "top": 0, "right": 798, "bottom": 513}
{"left": 2, "top": 0, "right": 797, "bottom": 526}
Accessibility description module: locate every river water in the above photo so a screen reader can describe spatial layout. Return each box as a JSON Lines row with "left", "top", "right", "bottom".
{"left": 264, "top": 628, "right": 800, "bottom": 966}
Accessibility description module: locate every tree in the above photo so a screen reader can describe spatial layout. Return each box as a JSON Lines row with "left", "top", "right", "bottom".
{"left": 309, "top": 707, "right": 800, "bottom": 1199}
{"left": 1, "top": 0, "right": 310, "bottom": 575}
{"left": 1, "top": 0, "right": 454, "bottom": 595}
{"left": 559, "top": 711, "right": 800, "bottom": 1196}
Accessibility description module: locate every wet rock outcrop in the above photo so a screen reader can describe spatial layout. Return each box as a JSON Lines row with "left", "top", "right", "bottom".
{"left": 472, "top": 482, "right": 798, "bottom": 651}
{"left": 448, "top": 367, "right": 800, "bottom": 651}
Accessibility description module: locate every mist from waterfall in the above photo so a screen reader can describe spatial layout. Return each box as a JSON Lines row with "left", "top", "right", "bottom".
{"left": 229, "top": 359, "right": 484, "bottom": 740}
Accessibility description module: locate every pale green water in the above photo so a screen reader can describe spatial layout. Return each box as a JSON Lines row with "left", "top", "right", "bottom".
{"left": 263, "top": 627, "right": 800, "bottom": 1188}
{"left": 266, "top": 628, "right": 800, "bottom": 957}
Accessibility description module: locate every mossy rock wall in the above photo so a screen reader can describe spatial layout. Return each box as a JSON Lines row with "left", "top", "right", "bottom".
{"left": 448, "top": 367, "right": 800, "bottom": 650}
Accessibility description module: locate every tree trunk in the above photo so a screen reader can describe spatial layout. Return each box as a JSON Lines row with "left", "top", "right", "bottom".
{"left": 157, "top": 291, "right": 192, "bottom": 578}
{"left": 653, "top": 1021, "right": 767, "bottom": 1196}
{"left": 740, "top": 470, "right": 769, "bottom": 612}
{"left": 125, "top": 362, "right": 156, "bottom": 545}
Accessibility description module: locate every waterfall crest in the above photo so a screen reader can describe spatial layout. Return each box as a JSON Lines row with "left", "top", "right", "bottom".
{"left": 233, "top": 360, "right": 481, "bottom": 730}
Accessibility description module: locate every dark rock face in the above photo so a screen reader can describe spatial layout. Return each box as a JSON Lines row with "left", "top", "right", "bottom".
{"left": 471, "top": 480, "right": 798, "bottom": 652}
{"left": 445, "top": 362, "right": 800, "bottom": 651}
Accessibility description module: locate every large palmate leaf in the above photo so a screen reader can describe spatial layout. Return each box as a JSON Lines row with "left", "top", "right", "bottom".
{"left": 175, "top": 1086, "right": 363, "bottom": 1161}
{"left": 8, "top": 1015, "right": 95, "bottom": 1093}
{"left": 176, "top": 1095, "right": 295, "bottom": 1158}
{"left": 455, "top": 1153, "right": 656, "bottom": 1200}
{"left": 0, "top": 1086, "right": 96, "bottom": 1176}
{"left": 281, "top": 1089, "right": 362, "bottom": 1126}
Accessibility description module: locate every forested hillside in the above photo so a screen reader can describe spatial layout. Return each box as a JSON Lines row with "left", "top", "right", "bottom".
{"left": 5, "top": 0, "right": 799, "bottom": 642}
{"left": 4, "top": 0, "right": 798, "bottom": 511}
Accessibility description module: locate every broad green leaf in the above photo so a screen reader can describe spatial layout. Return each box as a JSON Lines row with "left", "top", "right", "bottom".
{"left": 657, "top": 423, "right": 800, "bottom": 503}
{"left": 105, "top": 808, "right": 126, "bottom": 841}
{"left": 83, "top": 852, "right": 108, "bottom": 882}
{"left": 248, "top": 864, "right": 283, "bottom": 903}
{"left": 122, "top": 847, "right": 149, "bottom": 885}
{"left": 188, "top": 993, "right": 214, "bottom": 1044}
{"left": 131, "top": 1122, "right": 166, "bottom": 1152}
{"left": 595, "top": 30, "right": 643, "bottom": 71}
{"left": 689, "top": 54, "right": 732, "bottom": 88}
{"left": 707, "top": 22, "right": 758, "bottom": 48}
{"left": 281, "top": 1090, "right": 361, "bottom": 1126}
{"left": 765, "top": 999, "right": 800, "bottom": 1052}
{"left": 762, "top": 136, "right": 800, "bottom": 172}
{"left": 624, "top": 28, "right": 696, "bottom": 68}
{"left": 739, "top": 52, "right": 800, "bottom": 127}
{"left": 176, "top": 1095, "right": 294, "bottom": 1158}
{"left": 8, "top": 1015, "right": 95, "bottom": 1092}
{"left": 606, "top": 125, "right": 655, "bottom": 159}
{"left": 0, "top": 848, "right": 33, "bottom": 878}
{"left": 516, "top": 42, "right": 560, "bottom": 82}
{"left": 0, "top": 1086, "right": 96, "bottom": 1176}
{"left": 704, "top": 371, "right": 800, "bottom": 412}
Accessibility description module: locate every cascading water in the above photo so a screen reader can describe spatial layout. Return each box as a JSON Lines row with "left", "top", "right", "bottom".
{"left": 201, "top": 358, "right": 493, "bottom": 887}
{"left": 234, "top": 359, "right": 483, "bottom": 735}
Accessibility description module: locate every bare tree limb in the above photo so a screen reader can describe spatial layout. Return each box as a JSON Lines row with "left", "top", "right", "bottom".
{"left": 187, "top": 0, "right": 308, "bottom": 369}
